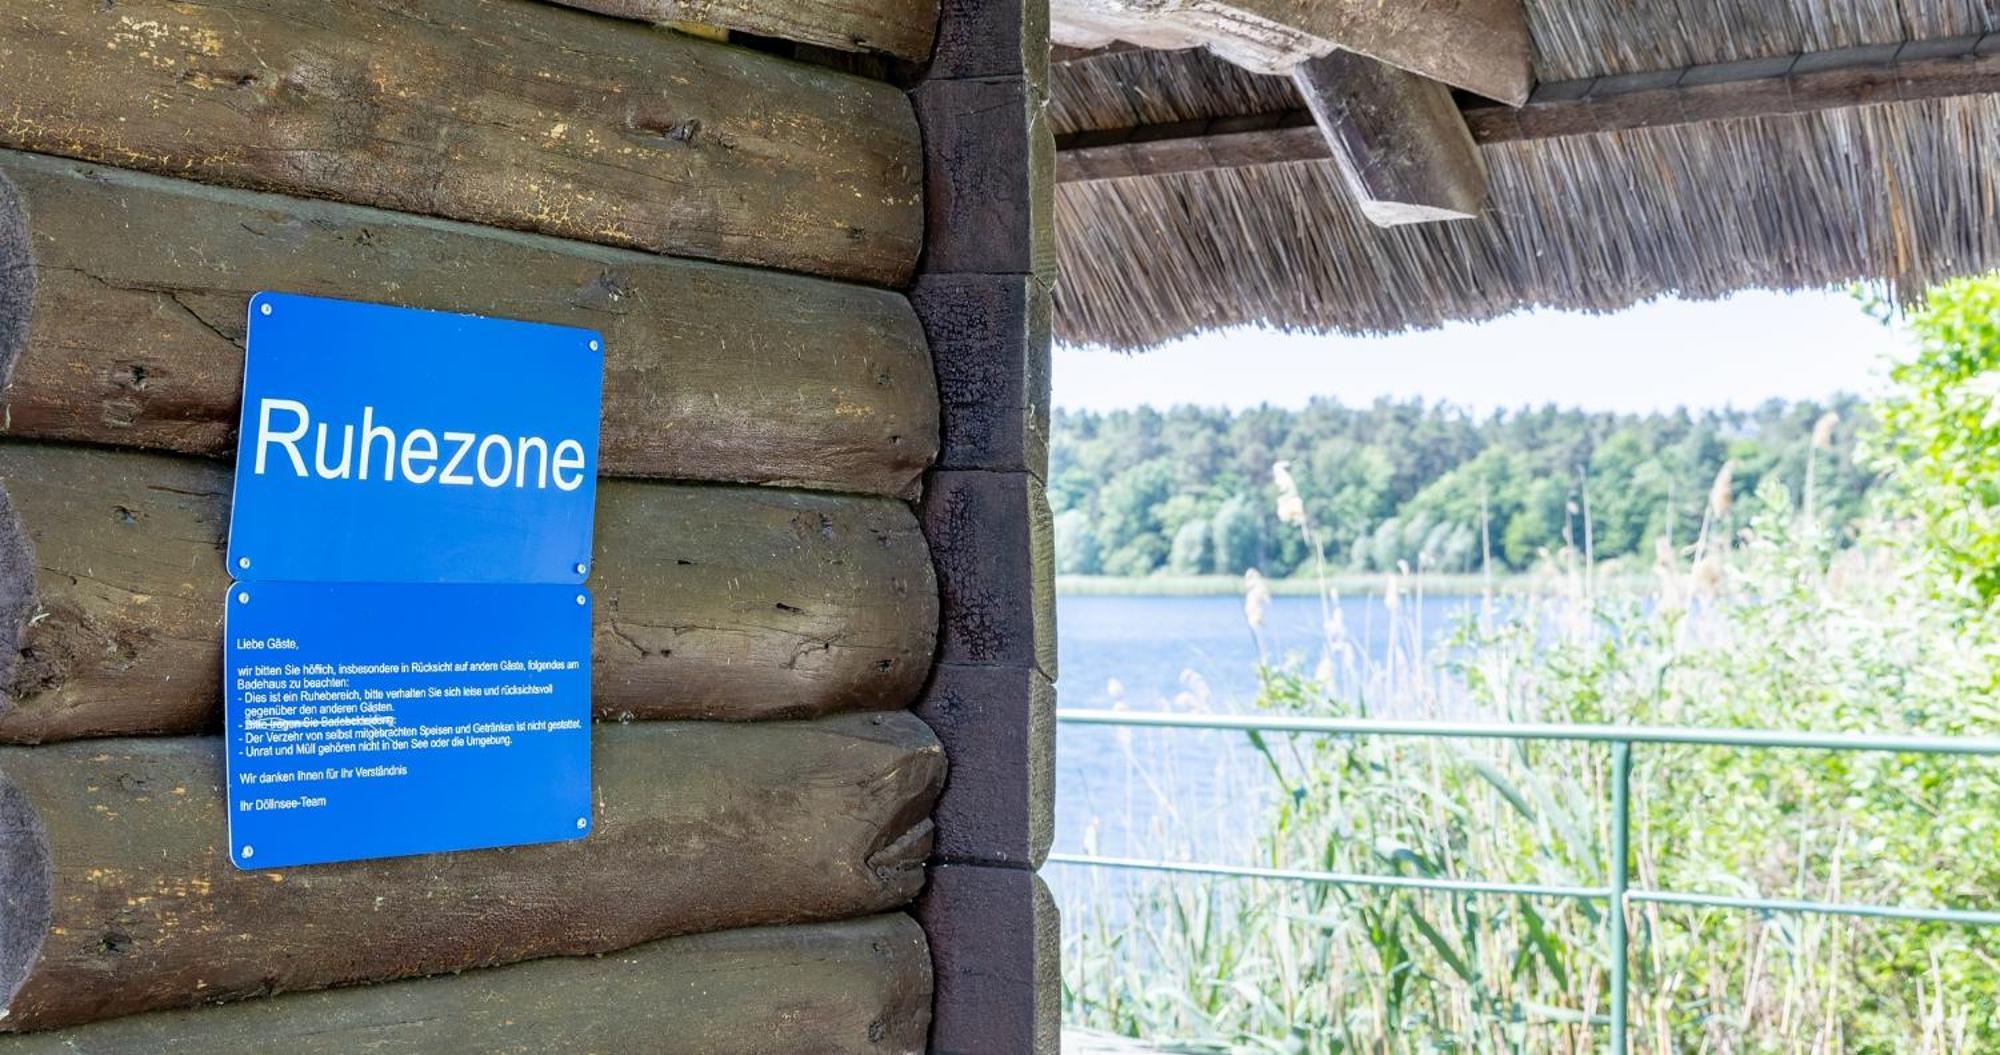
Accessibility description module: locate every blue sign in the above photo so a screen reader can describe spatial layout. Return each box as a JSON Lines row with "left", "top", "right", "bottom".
{"left": 223, "top": 581, "right": 593, "bottom": 869}
{"left": 228, "top": 292, "right": 603, "bottom": 585}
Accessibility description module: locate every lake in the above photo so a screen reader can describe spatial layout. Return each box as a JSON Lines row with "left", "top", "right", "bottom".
{"left": 1049, "top": 592, "right": 1485, "bottom": 908}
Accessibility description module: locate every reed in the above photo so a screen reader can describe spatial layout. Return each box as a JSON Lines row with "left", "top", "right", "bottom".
{"left": 1060, "top": 466, "right": 2000, "bottom": 1053}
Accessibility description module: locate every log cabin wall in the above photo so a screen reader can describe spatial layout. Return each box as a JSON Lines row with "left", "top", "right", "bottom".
{"left": 0, "top": 0, "right": 976, "bottom": 1049}
{"left": 910, "top": 3, "right": 1061, "bottom": 1053}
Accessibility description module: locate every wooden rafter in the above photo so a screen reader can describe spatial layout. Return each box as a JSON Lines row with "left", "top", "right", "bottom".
{"left": 1051, "top": 0, "right": 1532, "bottom": 104}
{"left": 1290, "top": 50, "right": 1486, "bottom": 225}
{"left": 1058, "top": 36, "right": 2000, "bottom": 184}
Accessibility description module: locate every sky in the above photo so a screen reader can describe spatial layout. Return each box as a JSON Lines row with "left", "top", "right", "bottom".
{"left": 1053, "top": 290, "right": 1909, "bottom": 415}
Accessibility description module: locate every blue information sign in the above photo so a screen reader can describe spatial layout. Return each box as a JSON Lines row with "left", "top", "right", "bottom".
{"left": 222, "top": 292, "right": 605, "bottom": 870}
{"left": 224, "top": 581, "right": 593, "bottom": 869}
{"left": 228, "top": 292, "right": 604, "bottom": 585}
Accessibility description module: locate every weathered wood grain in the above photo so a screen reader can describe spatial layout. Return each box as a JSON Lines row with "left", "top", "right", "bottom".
{"left": 0, "top": 714, "right": 942, "bottom": 1032}
{"left": 0, "top": 443, "right": 937, "bottom": 743}
{"left": 1057, "top": 41, "right": 2000, "bottom": 182}
{"left": 1292, "top": 50, "right": 1486, "bottom": 226}
{"left": 0, "top": 914, "right": 931, "bottom": 1053}
{"left": 545, "top": 0, "right": 939, "bottom": 63}
{"left": 1050, "top": 0, "right": 1532, "bottom": 104}
{"left": 0, "top": 152, "right": 936, "bottom": 499}
{"left": 933, "top": 0, "right": 1051, "bottom": 97}
{"left": 917, "top": 865, "right": 1060, "bottom": 1055}
{"left": 914, "top": 77, "right": 1057, "bottom": 287}
{"left": 920, "top": 471, "right": 1056, "bottom": 679}
{"left": 0, "top": 0, "right": 922, "bottom": 286}
{"left": 0, "top": 170, "right": 27, "bottom": 393}
{"left": 911, "top": 274, "right": 1052, "bottom": 479}
{"left": 917, "top": 663, "right": 1053, "bottom": 869}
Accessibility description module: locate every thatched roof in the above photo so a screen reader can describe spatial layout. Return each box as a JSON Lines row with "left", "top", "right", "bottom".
{"left": 1051, "top": 2, "right": 2000, "bottom": 349}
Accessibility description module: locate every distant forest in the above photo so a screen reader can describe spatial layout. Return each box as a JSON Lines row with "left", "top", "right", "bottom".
{"left": 1049, "top": 398, "right": 1879, "bottom": 578}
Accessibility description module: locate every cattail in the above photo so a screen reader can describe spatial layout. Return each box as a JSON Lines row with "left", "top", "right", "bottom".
{"left": 1242, "top": 569, "right": 1271, "bottom": 630}
{"left": 1272, "top": 460, "right": 1298, "bottom": 496}
{"left": 1708, "top": 461, "right": 1735, "bottom": 520}
{"left": 1273, "top": 461, "right": 1306, "bottom": 526}
{"left": 1811, "top": 410, "right": 1840, "bottom": 449}
{"left": 1692, "top": 552, "right": 1725, "bottom": 595}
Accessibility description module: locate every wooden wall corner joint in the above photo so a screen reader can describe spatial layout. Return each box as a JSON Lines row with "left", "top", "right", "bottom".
{"left": 0, "top": 762, "right": 52, "bottom": 1018}
{"left": 916, "top": 864, "right": 1060, "bottom": 1055}
{"left": 913, "top": 6, "right": 1058, "bottom": 1049}
{"left": 916, "top": 663, "right": 1054, "bottom": 869}
{"left": 919, "top": 471, "right": 1057, "bottom": 680}
{"left": 911, "top": 274, "right": 1051, "bottom": 480}
{"left": 927, "top": 0, "right": 1051, "bottom": 100}
{"left": 911, "top": 76, "right": 1057, "bottom": 286}
{"left": 0, "top": 168, "right": 29, "bottom": 392}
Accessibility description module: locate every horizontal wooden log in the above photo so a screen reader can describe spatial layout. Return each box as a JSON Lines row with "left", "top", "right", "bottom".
{"left": 544, "top": 0, "right": 939, "bottom": 63}
{"left": 0, "top": 914, "right": 931, "bottom": 1053}
{"left": 912, "top": 274, "right": 1053, "bottom": 479}
{"left": 0, "top": 713, "right": 943, "bottom": 1032}
{"left": 917, "top": 664, "right": 1054, "bottom": 869}
{"left": 0, "top": 0, "right": 922, "bottom": 286}
{"left": 0, "top": 152, "right": 936, "bottom": 499}
{"left": 921, "top": 471, "right": 1056, "bottom": 679}
{"left": 917, "top": 865, "right": 1059, "bottom": 1055}
{"left": 0, "top": 443, "right": 937, "bottom": 743}
{"left": 1055, "top": 37, "right": 2000, "bottom": 182}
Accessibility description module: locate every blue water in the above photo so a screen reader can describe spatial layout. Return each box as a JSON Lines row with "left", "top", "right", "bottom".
{"left": 1051, "top": 592, "right": 1481, "bottom": 874}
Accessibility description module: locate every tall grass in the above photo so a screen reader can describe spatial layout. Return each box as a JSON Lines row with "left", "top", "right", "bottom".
{"left": 1061, "top": 468, "right": 2000, "bottom": 1053}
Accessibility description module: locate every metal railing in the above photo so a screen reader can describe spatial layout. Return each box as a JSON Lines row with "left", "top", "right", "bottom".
{"left": 1051, "top": 708, "right": 2000, "bottom": 1054}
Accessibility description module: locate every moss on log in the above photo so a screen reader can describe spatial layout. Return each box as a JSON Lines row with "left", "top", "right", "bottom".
{"left": 548, "top": 0, "right": 940, "bottom": 62}
{"left": 0, "top": 0, "right": 922, "bottom": 285}
{"left": 0, "top": 915, "right": 930, "bottom": 1052}
{"left": 0, "top": 443, "right": 936, "bottom": 743}
{"left": 0, "top": 151, "right": 935, "bottom": 499}
{"left": 0, "top": 714, "right": 942, "bottom": 1032}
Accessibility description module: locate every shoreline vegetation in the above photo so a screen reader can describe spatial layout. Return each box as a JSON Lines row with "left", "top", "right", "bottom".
{"left": 1051, "top": 396, "right": 1876, "bottom": 586}
{"left": 1059, "top": 276, "right": 2000, "bottom": 1052}
{"left": 1057, "top": 571, "right": 1657, "bottom": 596}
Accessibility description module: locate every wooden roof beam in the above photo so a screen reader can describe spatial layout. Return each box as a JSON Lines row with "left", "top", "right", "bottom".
{"left": 1057, "top": 34, "right": 2000, "bottom": 184}
{"left": 1050, "top": 0, "right": 1533, "bottom": 105}
{"left": 1290, "top": 50, "right": 1486, "bottom": 225}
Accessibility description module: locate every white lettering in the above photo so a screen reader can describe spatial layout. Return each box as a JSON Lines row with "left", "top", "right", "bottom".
{"left": 358, "top": 405, "right": 396, "bottom": 482}
{"left": 313, "top": 423, "right": 353, "bottom": 479}
{"left": 475, "top": 434, "right": 513, "bottom": 488}
{"left": 440, "top": 432, "right": 476, "bottom": 486}
{"left": 255, "top": 398, "right": 310, "bottom": 476}
{"left": 552, "top": 440, "right": 587, "bottom": 492}
{"left": 245, "top": 399, "right": 586, "bottom": 491}
{"left": 400, "top": 429, "right": 438, "bottom": 484}
{"left": 515, "top": 436, "right": 548, "bottom": 489}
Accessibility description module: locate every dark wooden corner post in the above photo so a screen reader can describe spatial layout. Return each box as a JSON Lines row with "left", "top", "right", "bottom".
{"left": 910, "top": 2, "right": 1060, "bottom": 1052}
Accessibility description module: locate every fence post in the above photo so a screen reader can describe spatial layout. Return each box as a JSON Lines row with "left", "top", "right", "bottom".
{"left": 1609, "top": 741, "right": 1632, "bottom": 1055}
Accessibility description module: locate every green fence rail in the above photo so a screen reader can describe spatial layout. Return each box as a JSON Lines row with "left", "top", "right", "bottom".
{"left": 1050, "top": 708, "right": 2000, "bottom": 1054}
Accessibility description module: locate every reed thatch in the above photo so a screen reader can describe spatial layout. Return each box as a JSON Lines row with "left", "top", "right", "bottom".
{"left": 1052, "top": 2, "right": 2000, "bottom": 349}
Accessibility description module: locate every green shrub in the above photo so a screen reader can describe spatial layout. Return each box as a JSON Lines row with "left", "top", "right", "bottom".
{"left": 1872, "top": 274, "right": 2000, "bottom": 607}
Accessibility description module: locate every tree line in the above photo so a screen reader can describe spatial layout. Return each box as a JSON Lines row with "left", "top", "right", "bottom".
{"left": 1049, "top": 397, "right": 1878, "bottom": 578}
